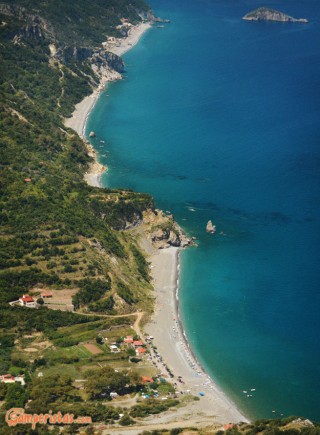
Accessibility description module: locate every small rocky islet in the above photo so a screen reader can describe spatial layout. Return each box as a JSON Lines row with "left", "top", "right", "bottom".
{"left": 242, "top": 7, "right": 308, "bottom": 23}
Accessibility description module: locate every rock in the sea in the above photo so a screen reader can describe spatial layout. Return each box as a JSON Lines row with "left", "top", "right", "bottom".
{"left": 242, "top": 7, "right": 308, "bottom": 23}
{"left": 89, "top": 131, "right": 96, "bottom": 138}
{"left": 206, "top": 220, "right": 216, "bottom": 234}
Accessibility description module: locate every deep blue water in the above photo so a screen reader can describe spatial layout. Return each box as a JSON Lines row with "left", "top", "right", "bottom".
{"left": 87, "top": 0, "right": 320, "bottom": 421}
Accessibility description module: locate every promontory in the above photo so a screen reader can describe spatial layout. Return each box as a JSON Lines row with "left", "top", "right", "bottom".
{"left": 242, "top": 7, "right": 308, "bottom": 23}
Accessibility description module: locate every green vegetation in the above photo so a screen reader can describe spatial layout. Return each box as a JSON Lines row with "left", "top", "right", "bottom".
{"left": 119, "top": 414, "right": 136, "bottom": 426}
{"left": 0, "top": 0, "right": 161, "bottom": 427}
{"left": 218, "top": 418, "right": 320, "bottom": 435}
{"left": 0, "top": 0, "right": 153, "bottom": 314}
{"left": 132, "top": 245, "right": 150, "bottom": 281}
{"left": 4, "top": 0, "right": 150, "bottom": 46}
{"left": 130, "top": 399, "right": 179, "bottom": 418}
{"left": 72, "top": 278, "right": 111, "bottom": 308}
{"left": 117, "top": 281, "right": 137, "bottom": 304}
{"left": 89, "top": 295, "right": 115, "bottom": 313}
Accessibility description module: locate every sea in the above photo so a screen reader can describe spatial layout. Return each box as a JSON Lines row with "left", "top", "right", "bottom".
{"left": 86, "top": 0, "right": 320, "bottom": 421}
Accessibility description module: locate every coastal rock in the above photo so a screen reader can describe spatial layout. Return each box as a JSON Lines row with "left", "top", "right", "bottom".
{"left": 206, "top": 220, "right": 216, "bottom": 234}
{"left": 147, "top": 11, "right": 171, "bottom": 23}
{"left": 89, "top": 131, "right": 96, "bottom": 138}
{"left": 243, "top": 7, "right": 308, "bottom": 23}
{"left": 143, "top": 209, "right": 195, "bottom": 249}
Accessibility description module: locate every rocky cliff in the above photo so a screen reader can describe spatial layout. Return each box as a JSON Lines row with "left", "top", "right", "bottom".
{"left": 0, "top": 3, "right": 56, "bottom": 41}
{"left": 243, "top": 7, "right": 308, "bottom": 23}
{"left": 142, "top": 209, "right": 195, "bottom": 249}
{"left": 54, "top": 46, "right": 125, "bottom": 74}
{"left": 0, "top": 2, "right": 125, "bottom": 89}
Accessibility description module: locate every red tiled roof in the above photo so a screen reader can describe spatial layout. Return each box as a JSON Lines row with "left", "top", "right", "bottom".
{"left": 133, "top": 340, "right": 143, "bottom": 346}
{"left": 41, "top": 292, "right": 53, "bottom": 297}
{"left": 223, "top": 424, "right": 235, "bottom": 431}
{"left": 137, "top": 347, "right": 146, "bottom": 354}
{"left": 20, "top": 296, "right": 34, "bottom": 303}
{"left": 141, "top": 376, "right": 153, "bottom": 383}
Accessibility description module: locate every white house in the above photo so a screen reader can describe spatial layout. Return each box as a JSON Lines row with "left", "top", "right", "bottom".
{"left": 19, "top": 294, "right": 37, "bottom": 308}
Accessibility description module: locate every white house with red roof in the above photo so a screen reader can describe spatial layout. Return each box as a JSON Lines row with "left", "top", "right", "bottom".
{"left": 0, "top": 374, "right": 25, "bottom": 385}
{"left": 19, "top": 294, "right": 37, "bottom": 308}
{"left": 0, "top": 374, "right": 15, "bottom": 383}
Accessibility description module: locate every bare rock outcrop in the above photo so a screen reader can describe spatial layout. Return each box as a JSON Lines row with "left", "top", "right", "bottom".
{"left": 0, "top": 3, "right": 56, "bottom": 42}
{"left": 143, "top": 209, "right": 195, "bottom": 249}
{"left": 53, "top": 46, "right": 125, "bottom": 74}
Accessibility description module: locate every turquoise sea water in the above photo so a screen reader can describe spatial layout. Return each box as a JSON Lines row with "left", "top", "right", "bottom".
{"left": 86, "top": 0, "right": 320, "bottom": 420}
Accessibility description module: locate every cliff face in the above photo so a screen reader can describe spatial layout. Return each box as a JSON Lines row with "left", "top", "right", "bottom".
{"left": 0, "top": 3, "right": 56, "bottom": 40}
{"left": 0, "top": 2, "right": 125, "bottom": 87}
{"left": 243, "top": 7, "right": 308, "bottom": 23}
{"left": 54, "top": 46, "right": 125, "bottom": 74}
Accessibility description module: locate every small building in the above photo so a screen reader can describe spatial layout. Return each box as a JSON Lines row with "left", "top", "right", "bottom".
{"left": 133, "top": 340, "right": 143, "bottom": 347}
{"left": 136, "top": 347, "right": 146, "bottom": 356}
{"left": 123, "top": 336, "right": 134, "bottom": 344}
{"left": 14, "top": 376, "right": 25, "bottom": 386}
{"left": 109, "top": 345, "right": 119, "bottom": 353}
{"left": 110, "top": 392, "right": 118, "bottom": 399}
{"left": 24, "top": 178, "right": 32, "bottom": 182}
{"left": 141, "top": 376, "right": 153, "bottom": 384}
{"left": 0, "top": 374, "right": 15, "bottom": 383}
{"left": 41, "top": 292, "right": 53, "bottom": 298}
{"left": 19, "top": 295, "right": 37, "bottom": 308}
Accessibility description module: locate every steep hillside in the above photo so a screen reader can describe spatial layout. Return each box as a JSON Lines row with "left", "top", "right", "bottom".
{"left": 0, "top": 0, "right": 158, "bottom": 312}
{"left": 0, "top": 1, "right": 189, "bottom": 430}
{"left": 0, "top": 0, "right": 150, "bottom": 45}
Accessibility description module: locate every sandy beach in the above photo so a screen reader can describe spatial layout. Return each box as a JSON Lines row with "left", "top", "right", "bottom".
{"left": 108, "top": 22, "right": 152, "bottom": 57}
{"left": 65, "top": 17, "right": 249, "bottom": 426}
{"left": 64, "top": 21, "right": 152, "bottom": 186}
{"left": 146, "top": 247, "right": 249, "bottom": 425}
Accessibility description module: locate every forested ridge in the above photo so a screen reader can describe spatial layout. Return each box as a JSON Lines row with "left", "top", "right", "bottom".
{"left": 0, "top": 0, "right": 154, "bottom": 309}
{"left": 0, "top": 2, "right": 158, "bottom": 425}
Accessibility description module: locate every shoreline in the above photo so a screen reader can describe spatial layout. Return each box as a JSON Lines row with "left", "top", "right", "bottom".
{"left": 146, "top": 247, "right": 249, "bottom": 425}
{"left": 64, "top": 17, "right": 249, "bottom": 424}
{"left": 64, "top": 21, "right": 152, "bottom": 187}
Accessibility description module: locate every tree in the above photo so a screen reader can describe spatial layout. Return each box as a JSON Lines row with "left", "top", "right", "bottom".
{"left": 84, "top": 367, "right": 127, "bottom": 399}
{"left": 37, "top": 297, "right": 45, "bottom": 305}
{"left": 3, "top": 383, "right": 28, "bottom": 409}
{"left": 96, "top": 336, "right": 103, "bottom": 345}
{"left": 119, "top": 414, "right": 135, "bottom": 426}
{"left": 0, "top": 382, "right": 7, "bottom": 400}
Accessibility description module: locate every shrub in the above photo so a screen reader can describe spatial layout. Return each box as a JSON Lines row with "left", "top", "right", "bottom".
{"left": 119, "top": 414, "right": 135, "bottom": 426}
